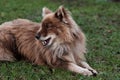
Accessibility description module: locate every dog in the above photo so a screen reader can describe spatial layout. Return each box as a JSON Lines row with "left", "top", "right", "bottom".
{"left": 0, "top": 6, "right": 97, "bottom": 76}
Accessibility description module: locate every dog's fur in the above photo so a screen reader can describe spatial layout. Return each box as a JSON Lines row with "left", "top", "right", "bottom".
{"left": 0, "top": 6, "right": 97, "bottom": 76}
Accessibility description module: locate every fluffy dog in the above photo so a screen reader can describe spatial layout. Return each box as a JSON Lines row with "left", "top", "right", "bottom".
{"left": 0, "top": 6, "right": 97, "bottom": 76}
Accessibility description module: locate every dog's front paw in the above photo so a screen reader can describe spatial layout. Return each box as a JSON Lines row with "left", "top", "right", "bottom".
{"left": 88, "top": 69, "right": 98, "bottom": 76}
{"left": 81, "top": 69, "right": 93, "bottom": 76}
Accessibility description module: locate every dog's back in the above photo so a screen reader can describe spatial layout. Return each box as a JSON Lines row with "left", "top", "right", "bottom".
{"left": 0, "top": 19, "right": 41, "bottom": 61}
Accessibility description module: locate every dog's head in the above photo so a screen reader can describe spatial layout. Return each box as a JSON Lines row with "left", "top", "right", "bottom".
{"left": 36, "top": 6, "right": 79, "bottom": 47}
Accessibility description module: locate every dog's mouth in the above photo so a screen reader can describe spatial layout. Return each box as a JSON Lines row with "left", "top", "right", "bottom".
{"left": 41, "top": 37, "right": 51, "bottom": 46}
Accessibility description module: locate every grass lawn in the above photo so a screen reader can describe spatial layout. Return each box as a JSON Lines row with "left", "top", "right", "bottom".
{"left": 0, "top": 0, "right": 120, "bottom": 80}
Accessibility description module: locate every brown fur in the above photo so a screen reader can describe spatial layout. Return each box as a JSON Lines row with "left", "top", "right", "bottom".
{"left": 0, "top": 6, "right": 97, "bottom": 76}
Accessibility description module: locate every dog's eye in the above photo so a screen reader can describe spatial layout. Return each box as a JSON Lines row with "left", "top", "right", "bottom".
{"left": 46, "top": 24, "right": 52, "bottom": 29}
{"left": 43, "top": 23, "right": 49, "bottom": 28}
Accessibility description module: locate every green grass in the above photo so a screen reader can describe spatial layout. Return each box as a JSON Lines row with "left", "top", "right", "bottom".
{"left": 0, "top": 0, "right": 120, "bottom": 80}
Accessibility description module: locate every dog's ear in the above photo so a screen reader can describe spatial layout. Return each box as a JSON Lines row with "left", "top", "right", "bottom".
{"left": 55, "top": 6, "right": 68, "bottom": 24}
{"left": 42, "top": 7, "right": 52, "bottom": 17}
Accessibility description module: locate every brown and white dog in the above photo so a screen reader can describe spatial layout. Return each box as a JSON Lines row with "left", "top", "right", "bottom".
{"left": 0, "top": 6, "right": 97, "bottom": 76}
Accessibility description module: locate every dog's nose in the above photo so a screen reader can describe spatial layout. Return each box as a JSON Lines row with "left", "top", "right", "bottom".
{"left": 35, "top": 34, "right": 40, "bottom": 39}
